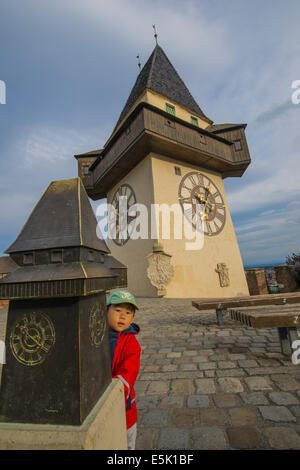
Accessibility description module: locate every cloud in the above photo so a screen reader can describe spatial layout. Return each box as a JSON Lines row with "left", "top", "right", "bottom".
{"left": 234, "top": 202, "right": 300, "bottom": 265}
{"left": 0, "top": 124, "right": 108, "bottom": 247}
{"left": 254, "top": 99, "right": 298, "bottom": 124}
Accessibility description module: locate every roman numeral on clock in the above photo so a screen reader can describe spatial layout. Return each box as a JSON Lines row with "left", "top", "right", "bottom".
{"left": 215, "top": 212, "right": 225, "bottom": 223}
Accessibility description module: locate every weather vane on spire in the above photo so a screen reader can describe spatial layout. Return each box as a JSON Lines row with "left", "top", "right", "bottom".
{"left": 152, "top": 24, "right": 158, "bottom": 45}
{"left": 136, "top": 54, "right": 141, "bottom": 73}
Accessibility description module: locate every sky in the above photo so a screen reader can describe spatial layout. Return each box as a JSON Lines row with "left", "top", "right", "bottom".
{"left": 0, "top": 0, "right": 299, "bottom": 268}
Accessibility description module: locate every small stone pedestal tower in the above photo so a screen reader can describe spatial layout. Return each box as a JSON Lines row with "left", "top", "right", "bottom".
{"left": 0, "top": 178, "right": 122, "bottom": 427}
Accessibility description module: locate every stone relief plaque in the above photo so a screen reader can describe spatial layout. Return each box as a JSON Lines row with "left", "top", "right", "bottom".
{"left": 147, "top": 244, "right": 174, "bottom": 296}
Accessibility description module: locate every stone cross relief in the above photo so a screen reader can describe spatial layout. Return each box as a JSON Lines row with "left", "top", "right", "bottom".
{"left": 215, "top": 263, "right": 230, "bottom": 287}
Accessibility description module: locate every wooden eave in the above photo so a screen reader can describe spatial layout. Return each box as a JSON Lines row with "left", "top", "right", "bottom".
{"left": 84, "top": 103, "right": 250, "bottom": 200}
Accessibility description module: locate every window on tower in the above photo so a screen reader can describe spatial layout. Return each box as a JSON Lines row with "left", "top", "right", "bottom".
{"left": 191, "top": 116, "right": 199, "bottom": 127}
{"left": 51, "top": 250, "right": 63, "bottom": 263}
{"left": 83, "top": 165, "right": 90, "bottom": 176}
{"left": 166, "top": 103, "right": 175, "bottom": 116}
{"left": 233, "top": 139, "right": 242, "bottom": 151}
{"left": 23, "top": 253, "right": 34, "bottom": 265}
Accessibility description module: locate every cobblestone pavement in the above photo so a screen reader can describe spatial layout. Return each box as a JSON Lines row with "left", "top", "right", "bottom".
{"left": 1, "top": 300, "right": 300, "bottom": 450}
{"left": 133, "top": 298, "right": 300, "bottom": 450}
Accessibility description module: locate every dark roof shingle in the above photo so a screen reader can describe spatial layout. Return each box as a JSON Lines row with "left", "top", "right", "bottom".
{"left": 114, "top": 45, "right": 209, "bottom": 130}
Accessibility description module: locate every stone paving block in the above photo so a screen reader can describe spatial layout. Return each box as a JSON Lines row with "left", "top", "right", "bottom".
{"left": 228, "top": 354, "right": 246, "bottom": 360}
{"left": 162, "top": 365, "right": 178, "bottom": 372}
{"left": 146, "top": 380, "right": 170, "bottom": 395}
{"left": 198, "top": 362, "right": 217, "bottom": 370}
{"left": 218, "top": 361, "right": 236, "bottom": 369}
{"left": 192, "top": 356, "right": 210, "bottom": 363}
{"left": 244, "top": 376, "right": 273, "bottom": 391}
{"left": 140, "top": 409, "right": 169, "bottom": 427}
{"left": 189, "top": 426, "right": 228, "bottom": 450}
{"left": 291, "top": 405, "right": 300, "bottom": 416}
{"left": 263, "top": 427, "right": 300, "bottom": 449}
{"left": 183, "top": 350, "right": 197, "bottom": 356}
{"left": 216, "top": 369, "right": 245, "bottom": 377}
{"left": 268, "top": 392, "right": 299, "bottom": 405}
{"left": 213, "top": 393, "right": 241, "bottom": 408}
{"left": 257, "top": 358, "right": 281, "bottom": 367}
{"left": 230, "top": 347, "right": 248, "bottom": 354}
{"left": 227, "top": 426, "right": 261, "bottom": 449}
{"left": 170, "top": 379, "right": 195, "bottom": 395}
{"left": 159, "top": 395, "right": 185, "bottom": 409}
{"left": 229, "top": 407, "right": 258, "bottom": 425}
{"left": 143, "top": 365, "right": 160, "bottom": 372}
{"left": 187, "top": 395, "right": 210, "bottom": 409}
{"left": 258, "top": 406, "right": 296, "bottom": 422}
{"left": 158, "top": 428, "right": 190, "bottom": 450}
{"left": 218, "top": 377, "right": 244, "bottom": 393}
{"left": 136, "top": 395, "right": 160, "bottom": 410}
{"left": 136, "top": 426, "right": 160, "bottom": 450}
{"left": 238, "top": 360, "right": 259, "bottom": 368}
{"left": 270, "top": 374, "right": 300, "bottom": 391}
{"left": 209, "top": 354, "right": 227, "bottom": 361}
{"left": 246, "top": 366, "right": 292, "bottom": 376}
{"left": 169, "top": 408, "right": 198, "bottom": 427}
{"left": 204, "top": 370, "right": 215, "bottom": 378}
{"left": 150, "top": 353, "right": 164, "bottom": 360}
{"left": 155, "top": 358, "right": 171, "bottom": 366}
{"left": 195, "top": 378, "right": 216, "bottom": 394}
{"left": 240, "top": 392, "right": 269, "bottom": 405}
{"left": 179, "top": 363, "right": 198, "bottom": 371}
{"left": 167, "top": 352, "right": 182, "bottom": 358}
{"left": 199, "top": 408, "right": 229, "bottom": 425}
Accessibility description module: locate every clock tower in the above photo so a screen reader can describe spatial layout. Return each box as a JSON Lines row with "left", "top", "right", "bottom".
{"left": 76, "top": 45, "right": 251, "bottom": 298}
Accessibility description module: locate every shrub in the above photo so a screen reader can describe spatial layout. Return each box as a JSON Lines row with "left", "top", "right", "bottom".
{"left": 286, "top": 253, "right": 300, "bottom": 285}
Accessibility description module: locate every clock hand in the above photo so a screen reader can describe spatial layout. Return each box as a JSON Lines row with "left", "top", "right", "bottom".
{"left": 21, "top": 326, "right": 47, "bottom": 351}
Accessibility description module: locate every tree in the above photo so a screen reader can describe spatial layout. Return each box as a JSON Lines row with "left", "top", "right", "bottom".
{"left": 286, "top": 253, "right": 300, "bottom": 285}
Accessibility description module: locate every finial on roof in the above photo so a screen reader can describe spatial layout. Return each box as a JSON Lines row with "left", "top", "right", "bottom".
{"left": 152, "top": 24, "right": 158, "bottom": 45}
{"left": 136, "top": 54, "right": 141, "bottom": 73}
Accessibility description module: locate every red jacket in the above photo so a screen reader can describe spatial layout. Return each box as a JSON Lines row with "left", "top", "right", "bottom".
{"left": 109, "top": 323, "right": 141, "bottom": 429}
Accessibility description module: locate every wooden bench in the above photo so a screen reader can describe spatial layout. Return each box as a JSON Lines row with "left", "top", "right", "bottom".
{"left": 192, "top": 293, "right": 300, "bottom": 356}
{"left": 229, "top": 304, "right": 300, "bottom": 355}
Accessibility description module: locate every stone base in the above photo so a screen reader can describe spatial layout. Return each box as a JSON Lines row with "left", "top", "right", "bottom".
{"left": 245, "top": 268, "right": 268, "bottom": 295}
{"left": 0, "top": 379, "right": 127, "bottom": 450}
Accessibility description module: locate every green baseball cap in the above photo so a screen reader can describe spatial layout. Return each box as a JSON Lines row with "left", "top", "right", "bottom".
{"left": 106, "top": 289, "right": 139, "bottom": 310}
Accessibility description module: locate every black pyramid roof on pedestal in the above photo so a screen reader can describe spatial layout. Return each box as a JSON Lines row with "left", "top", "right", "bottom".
{"left": 5, "top": 178, "right": 109, "bottom": 254}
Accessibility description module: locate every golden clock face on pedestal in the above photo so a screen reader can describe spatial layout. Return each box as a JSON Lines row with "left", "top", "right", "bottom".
{"left": 88, "top": 303, "right": 106, "bottom": 348}
{"left": 10, "top": 312, "right": 55, "bottom": 366}
{"left": 178, "top": 171, "right": 226, "bottom": 236}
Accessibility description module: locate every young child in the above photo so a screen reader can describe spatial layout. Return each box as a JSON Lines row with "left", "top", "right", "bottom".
{"left": 106, "top": 289, "right": 141, "bottom": 450}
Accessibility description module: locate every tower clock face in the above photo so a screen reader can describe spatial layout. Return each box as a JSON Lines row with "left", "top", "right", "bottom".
{"left": 10, "top": 312, "right": 55, "bottom": 366}
{"left": 109, "top": 183, "right": 137, "bottom": 246}
{"left": 178, "top": 171, "right": 226, "bottom": 236}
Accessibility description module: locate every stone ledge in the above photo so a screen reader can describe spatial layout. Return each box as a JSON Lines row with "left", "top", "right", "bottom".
{"left": 0, "top": 379, "right": 127, "bottom": 450}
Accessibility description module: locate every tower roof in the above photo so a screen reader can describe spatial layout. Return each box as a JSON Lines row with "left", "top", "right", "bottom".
{"left": 5, "top": 178, "right": 109, "bottom": 254}
{"left": 114, "top": 45, "right": 209, "bottom": 130}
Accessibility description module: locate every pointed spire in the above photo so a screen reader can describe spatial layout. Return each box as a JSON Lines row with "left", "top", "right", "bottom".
{"left": 114, "top": 45, "right": 209, "bottom": 130}
{"left": 152, "top": 25, "right": 158, "bottom": 45}
{"left": 136, "top": 54, "right": 141, "bottom": 73}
